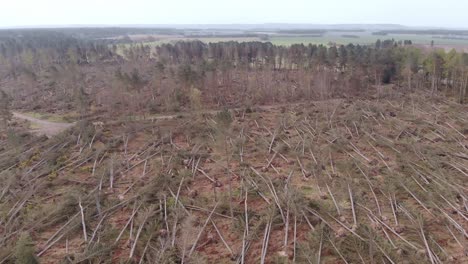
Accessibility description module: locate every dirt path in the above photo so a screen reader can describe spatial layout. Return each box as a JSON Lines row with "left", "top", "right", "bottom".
{"left": 13, "top": 112, "right": 75, "bottom": 137}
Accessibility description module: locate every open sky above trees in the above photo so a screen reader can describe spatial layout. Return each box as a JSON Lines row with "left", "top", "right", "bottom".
{"left": 1, "top": 0, "right": 467, "bottom": 28}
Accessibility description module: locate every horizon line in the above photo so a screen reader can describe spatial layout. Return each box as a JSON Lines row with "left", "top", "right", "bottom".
{"left": 1, "top": 23, "right": 466, "bottom": 30}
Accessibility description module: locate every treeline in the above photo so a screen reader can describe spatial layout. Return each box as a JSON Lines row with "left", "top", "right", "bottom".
{"left": 152, "top": 40, "right": 467, "bottom": 96}
{"left": 373, "top": 29, "right": 468, "bottom": 36}
{"left": 0, "top": 27, "right": 183, "bottom": 40}
{"left": 0, "top": 30, "right": 84, "bottom": 56}
{"left": 276, "top": 29, "right": 327, "bottom": 34}
{"left": 0, "top": 30, "right": 116, "bottom": 79}
{"left": 0, "top": 34, "right": 467, "bottom": 117}
{"left": 102, "top": 39, "right": 466, "bottom": 111}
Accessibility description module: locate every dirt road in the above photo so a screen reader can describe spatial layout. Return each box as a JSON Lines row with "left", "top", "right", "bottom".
{"left": 13, "top": 112, "right": 75, "bottom": 137}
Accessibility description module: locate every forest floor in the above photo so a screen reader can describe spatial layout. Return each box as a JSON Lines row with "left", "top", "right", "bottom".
{"left": 12, "top": 102, "right": 297, "bottom": 138}
{"left": 2, "top": 92, "right": 467, "bottom": 263}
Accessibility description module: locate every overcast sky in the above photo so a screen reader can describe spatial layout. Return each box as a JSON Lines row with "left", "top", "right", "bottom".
{"left": 1, "top": 0, "right": 467, "bottom": 28}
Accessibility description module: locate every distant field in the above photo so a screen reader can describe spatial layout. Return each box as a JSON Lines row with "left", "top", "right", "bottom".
{"left": 146, "top": 36, "right": 261, "bottom": 45}
{"left": 116, "top": 31, "right": 468, "bottom": 52}
{"left": 268, "top": 32, "right": 468, "bottom": 47}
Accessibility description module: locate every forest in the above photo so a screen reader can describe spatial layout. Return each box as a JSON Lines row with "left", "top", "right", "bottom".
{"left": 0, "top": 30, "right": 467, "bottom": 117}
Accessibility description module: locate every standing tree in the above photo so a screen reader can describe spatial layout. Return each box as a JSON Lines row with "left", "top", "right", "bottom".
{"left": 444, "top": 49, "right": 460, "bottom": 94}
{"left": 403, "top": 48, "right": 421, "bottom": 91}
{"left": 151, "top": 61, "right": 165, "bottom": 102}
{"left": 375, "top": 39, "right": 382, "bottom": 49}
{"left": 424, "top": 51, "right": 445, "bottom": 95}
{"left": 189, "top": 87, "right": 202, "bottom": 112}
{"left": 74, "top": 85, "right": 90, "bottom": 120}
{"left": 459, "top": 53, "right": 468, "bottom": 103}
{"left": 0, "top": 89, "right": 12, "bottom": 130}
{"left": 215, "top": 109, "right": 234, "bottom": 218}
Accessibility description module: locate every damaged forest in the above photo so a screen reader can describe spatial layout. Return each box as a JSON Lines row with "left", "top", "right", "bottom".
{"left": 0, "top": 28, "right": 467, "bottom": 263}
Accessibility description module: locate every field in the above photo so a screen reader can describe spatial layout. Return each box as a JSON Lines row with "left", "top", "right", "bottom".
{"left": 269, "top": 33, "right": 468, "bottom": 48}
{"left": 2, "top": 90, "right": 467, "bottom": 263}
{"left": 118, "top": 31, "right": 468, "bottom": 51}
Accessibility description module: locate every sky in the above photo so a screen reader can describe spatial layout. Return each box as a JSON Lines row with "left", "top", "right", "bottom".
{"left": 1, "top": 0, "right": 467, "bottom": 28}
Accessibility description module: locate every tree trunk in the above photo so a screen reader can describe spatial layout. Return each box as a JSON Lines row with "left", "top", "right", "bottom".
{"left": 431, "top": 75, "right": 436, "bottom": 96}
{"left": 408, "top": 73, "right": 412, "bottom": 91}
{"left": 460, "top": 73, "right": 467, "bottom": 104}
{"left": 431, "top": 63, "right": 437, "bottom": 96}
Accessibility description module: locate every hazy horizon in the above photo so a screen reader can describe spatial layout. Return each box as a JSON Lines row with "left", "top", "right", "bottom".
{"left": 2, "top": 0, "right": 467, "bottom": 29}
{"left": 0, "top": 23, "right": 461, "bottom": 30}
